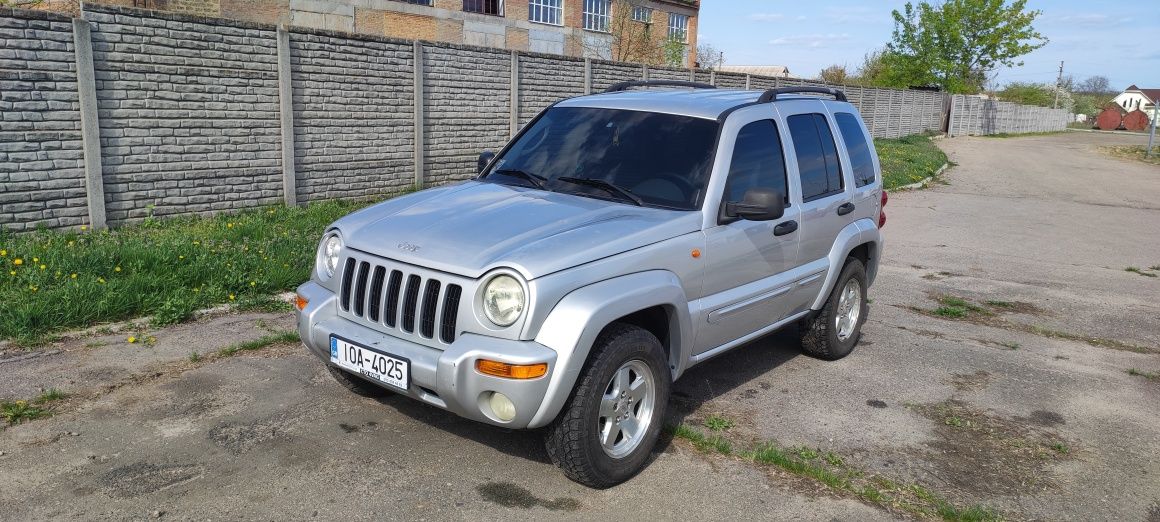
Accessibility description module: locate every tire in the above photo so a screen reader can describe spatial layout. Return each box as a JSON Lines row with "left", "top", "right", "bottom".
{"left": 327, "top": 365, "right": 388, "bottom": 398}
{"left": 800, "top": 258, "right": 868, "bottom": 361}
{"left": 544, "top": 323, "right": 671, "bottom": 488}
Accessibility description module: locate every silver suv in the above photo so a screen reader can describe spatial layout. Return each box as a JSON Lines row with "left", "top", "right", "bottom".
{"left": 295, "top": 82, "right": 887, "bottom": 488}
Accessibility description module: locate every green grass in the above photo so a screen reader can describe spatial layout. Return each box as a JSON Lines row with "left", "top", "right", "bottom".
{"left": 1125, "top": 267, "right": 1158, "bottom": 278}
{"left": 1127, "top": 368, "right": 1159, "bottom": 381}
{"left": 670, "top": 423, "right": 1003, "bottom": 521}
{"left": 875, "top": 134, "right": 949, "bottom": 190}
{"left": 703, "top": 415, "right": 735, "bottom": 432}
{"left": 1, "top": 388, "right": 68, "bottom": 426}
{"left": 0, "top": 200, "right": 370, "bottom": 345}
{"left": 998, "top": 341, "right": 1020, "bottom": 351}
{"left": 985, "top": 300, "right": 1015, "bottom": 308}
{"left": 933, "top": 306, "right": 968, "bottom": 318}
{"left": 217, "top": 331, "right": 300, "bottom": 357}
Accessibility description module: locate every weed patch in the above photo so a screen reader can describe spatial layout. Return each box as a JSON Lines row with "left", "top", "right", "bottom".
{"left": 1126, "top": 267, "right": 1158, "bottom": 278}
{"left": 217, "top": 331, "right": 300, "bottom": 357}
{"left": 670, "top": 422, "right": 1003, "bottom": 521}
{"left": 1127, "top": 368, "right": 1159, "bottom": 381}
{"left": 1, "top": 388, "right": 68, "bottom": 426}
{"left": 0, "top": 200, "right": 372, "bottom": 346}
{"left": 876, "top": 134, "right": 949, "bottom": 190}
{"left": 1101, "top": 145, "right": 1160, "bottom": 166}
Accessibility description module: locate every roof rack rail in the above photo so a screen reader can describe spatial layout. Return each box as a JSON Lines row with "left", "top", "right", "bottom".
{"left": 604, "top": 80, "right": 717, "bottom": 93}
{"left": 757, "top": 86, "right": 847, "bottom": 103}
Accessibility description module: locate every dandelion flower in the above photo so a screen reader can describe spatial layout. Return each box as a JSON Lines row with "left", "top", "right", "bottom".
{"left": 114, "top": 266, "right": 121, "bottom": 272}
{"left": 179, "top": 255, "right": 185, "bottom": 260}
{"left": 33, "top": 257, "right": 38, "bottom": 263}
{"left": 68, "top": 241, "right": 74, "bottom": 247}
{"left": 227, "top": 223, "right": 234, "bottom": 228}
{"left": 229, "top": 294, "right": 236, "bottom": 301}
{"left": 128, "top": 336, "right": 137, "bottom": 343}
{"left": 8, "top": 271, "right": 15, "bottom": 276}
{"left": 97, "top": 277, "right": 105, "bottom": 284}
{"left": 13, "top": 258, "right": 23, "bottom": 266}
{"left": 0, "top": 249, "right": 6, "bottom": 256}
{"left": 40, "top": 265, "right": 46, "bottom": 270}
{"left": 70, "top": 273, "right": 77, "bottom": 279}
{"left": 80, "top": 225, "right": 88, "bottom": 231}
{"left": 249, "top": 281, "right": 256, "bottom": 287}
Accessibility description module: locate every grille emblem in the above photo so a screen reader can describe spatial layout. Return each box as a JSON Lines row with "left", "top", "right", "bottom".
{"left": 397, "top": 242, "right": 420, "bottom": 253}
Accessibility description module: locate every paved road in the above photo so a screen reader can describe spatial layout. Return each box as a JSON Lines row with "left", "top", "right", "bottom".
{"left": 2, "top": 131, "right": 1158, "bottom": 521}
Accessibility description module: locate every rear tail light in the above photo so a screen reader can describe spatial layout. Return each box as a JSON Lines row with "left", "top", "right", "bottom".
{"left": 878, "top": 190, "right": 888, "bottom": 228}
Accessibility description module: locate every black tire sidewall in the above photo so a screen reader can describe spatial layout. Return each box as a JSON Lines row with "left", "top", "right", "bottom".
{"left": 564, "top": 326, "right": 671, "bottom": 486}
{"left": 825, "top": 260, "right": 868, "bottom": 356}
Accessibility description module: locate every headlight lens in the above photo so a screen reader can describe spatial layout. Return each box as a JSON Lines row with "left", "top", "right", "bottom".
{"left": 320, "top": 233, "right": 343, "bottom": 278}
{"left": 483, "top": 274, "right": 525, "bottom": 327}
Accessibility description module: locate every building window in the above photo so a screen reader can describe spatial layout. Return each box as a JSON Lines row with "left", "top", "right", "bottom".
{"left": 632, "top": 6, "right": 652, "bottom": 23}
{"left": 584, "top": 0, "right": 611, "bottom": 32}
{"left": 668, "top": 12, "right": 688, "bottom": 42}
{"left": 529, "top": 0, "right": 562, "bottom": 25}
{"left": 463, "top": 0, "right": 503, "bottom": 15}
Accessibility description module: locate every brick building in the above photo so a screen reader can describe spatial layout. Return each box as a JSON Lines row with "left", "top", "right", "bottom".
{"left": 100, "top": 0, "right": 700, "bottom": 66}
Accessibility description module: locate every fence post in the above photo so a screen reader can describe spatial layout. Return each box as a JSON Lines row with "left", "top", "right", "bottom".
{"left": 275, "top": 26, "right": 297, "bottom": 206}
{"left": 947, "top": 95, "right": 956, "bottom": 137}
{"left": 709, "top": 69, "right": 715, "bottom": 86}
{"left": 72, "top": 18, "right": 107, "bottom": 230}
{"left": 412, "top": 41, "right": 425, "bottom": 188}
{"left": 745, "top": 74, "right": 751, "bottom": 90}
{"left": 688, "top": 68, "right": 695, "bottom": 81}
{"left": 642, "top": 64, "right": 649, "bottom": 80}
{"left": 583, "top": 58, "right": 592, "bottom": 94}
{"left": 509, "top": 51, "right": 519, "bottom": 138}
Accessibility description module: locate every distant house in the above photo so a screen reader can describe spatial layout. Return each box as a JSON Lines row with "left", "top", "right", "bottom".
{"left": 1113, "top": 85, "right": 1158, "bottom": 117}
{"left": 715, "top": 65, "right": 792, "bottom": 78}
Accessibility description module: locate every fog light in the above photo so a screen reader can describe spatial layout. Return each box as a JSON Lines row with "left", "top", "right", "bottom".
{"left": 489, "top": 392, "right": 517, "bottom": 422}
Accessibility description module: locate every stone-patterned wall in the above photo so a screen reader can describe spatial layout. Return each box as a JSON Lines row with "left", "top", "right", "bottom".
{"left": 591, "top": 60, "right": 643, "bottom": 92}
{"left": 290, "top": 29, "right": 415, "bottom": 202}
{"left": 86, "top": 5, "right": 282, "bottom": 225}
{"left": 517, "top": 53, "right": 584, "bottom": 126}
{"left": 0, "top": 8, "right": 88, "bottom": 232}
{"left": 422, "top": 42, "right": 510, "bottom": 186}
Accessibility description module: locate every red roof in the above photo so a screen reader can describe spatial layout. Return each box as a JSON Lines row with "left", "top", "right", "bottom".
{"left": 1125, "top": 85, "right": 1160, "bottom": 103}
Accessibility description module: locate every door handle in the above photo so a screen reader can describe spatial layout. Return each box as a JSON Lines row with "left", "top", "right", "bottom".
{"left": 773, "top": 220, "right": 798, "bottom": 236}
{"left": 837, "top": 202, "right": 855, "bottom": 216}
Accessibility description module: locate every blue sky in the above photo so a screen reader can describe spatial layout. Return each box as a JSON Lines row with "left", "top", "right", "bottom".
{"left": 697, "top": 0, "right": 1160, "bottom": 91}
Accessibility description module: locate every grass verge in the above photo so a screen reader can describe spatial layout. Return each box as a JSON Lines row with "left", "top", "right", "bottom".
{"left": 217, "top": 330, "right": 300, "bottom": 357}
{"left": 668, "top": 423, "right": 1002, "bottom": 521}
{"left": 0, "top": 200, "right": 370, "bottom": 346}
{"left": 1, "top": 388, "right": 68, "bottom": 426}
{"left": 875, "top": 134, "right": 949, "bottom": 190}
{"left": 1101, "top": 145, "right": 1160, "bottom": 166}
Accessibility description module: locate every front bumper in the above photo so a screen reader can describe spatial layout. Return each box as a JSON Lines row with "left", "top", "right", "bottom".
{"left": 296, "top": 281, "right": 558, "bottom": 429}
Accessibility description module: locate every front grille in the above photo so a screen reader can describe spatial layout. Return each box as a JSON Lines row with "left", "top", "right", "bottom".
{"left": 339, "top": 254, "right": 463, "bottom": 344}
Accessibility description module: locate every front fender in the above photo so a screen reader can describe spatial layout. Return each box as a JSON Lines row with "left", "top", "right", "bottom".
{"left": 526, "top": 270, "right": 691, "bottom": 428}
{"left": 809, "top": 218, "right": 882, "bottom": 310}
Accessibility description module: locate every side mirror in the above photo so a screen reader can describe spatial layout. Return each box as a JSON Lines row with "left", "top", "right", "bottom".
{"left": 477, "top": 151, "right": 496, "bottom": 174}
{"left": 726, "top": 188, "right": 785, "bottom": 221}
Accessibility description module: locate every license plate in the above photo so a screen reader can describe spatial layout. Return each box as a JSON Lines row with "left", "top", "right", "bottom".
{"left": 330, "top": 336, "right": 410, "bottom": 391}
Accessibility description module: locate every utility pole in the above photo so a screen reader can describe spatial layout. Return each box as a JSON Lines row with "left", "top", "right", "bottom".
{"left": 1053, "top": 60, "right": 1064, "bottom": 109}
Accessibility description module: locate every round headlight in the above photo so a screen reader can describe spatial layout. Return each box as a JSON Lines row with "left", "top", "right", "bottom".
{"left": 483, "top": 274, "right": 525, "bottom": 327}
{"left": 320, "top": 233, "right": 343, "bottom": 278}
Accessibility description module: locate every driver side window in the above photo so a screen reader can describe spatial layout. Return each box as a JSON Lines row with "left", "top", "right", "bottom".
{"left": 725, "top": 120, "right": 789, "bottom": 204}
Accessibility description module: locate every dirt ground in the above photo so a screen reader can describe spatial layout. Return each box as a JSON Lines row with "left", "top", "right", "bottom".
{"left": 2, "top": 131, "right": 1159, "bottom": 521}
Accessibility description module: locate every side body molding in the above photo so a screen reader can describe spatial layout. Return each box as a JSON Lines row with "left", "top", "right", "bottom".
{"left": 809, "top": 218, "right": 882, "bottom": 310}
{"left": 527, "top": 270, "right": 692, "bottom": 428}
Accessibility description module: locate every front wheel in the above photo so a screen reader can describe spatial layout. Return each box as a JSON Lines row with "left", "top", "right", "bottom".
{"left": 799, "top": 258, "right": 868, "bottom": 360}
{"left": 544, "top": 323, "right": 671, "bottom": 488}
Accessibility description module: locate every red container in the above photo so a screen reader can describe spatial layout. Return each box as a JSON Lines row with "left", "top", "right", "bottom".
{"left": 1122, "top": 109, "right": 1150, "bottom": 132}
{"left": 1095, "top": 107, "right": 1123, "bottom": 131}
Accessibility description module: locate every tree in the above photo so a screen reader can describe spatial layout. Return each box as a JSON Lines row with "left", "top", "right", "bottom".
{"left": 584, "top": 0, "right": 689, "bottom": 67}
{"left": 1076, "top": 75, "right": 1114, "bottom": 96}
{"left": 818, "top": 65, "right": 850, "bottom": 85}
{"left": 998, "top": 82, "right": 1074, "bottom": 111}
{"left": 696, "top": 42, "right": 725, "bottom": 69}
{"left": 887, "top": 0, "right": 1048, "bottom": 93}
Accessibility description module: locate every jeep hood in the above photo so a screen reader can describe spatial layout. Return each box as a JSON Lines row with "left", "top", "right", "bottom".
{"left": 334, "top": 181, "right": 701, "bottom": 280}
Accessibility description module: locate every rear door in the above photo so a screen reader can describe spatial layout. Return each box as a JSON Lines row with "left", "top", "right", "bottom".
{"left": 831, "top": 110, "right": 882, "bottom": 226}
{"left": 778, "top": 101, "right": 852, "bottom": 317}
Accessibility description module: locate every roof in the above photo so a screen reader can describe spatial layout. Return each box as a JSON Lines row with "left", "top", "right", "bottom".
{"left": 716, "top": 65, "right": 792, "bottom": 78}
{"left": 1123, "top": 85, "right": 1160, "bottom": 103}
{"left": 556, "top": 88, "right": 843, "bottom": 120}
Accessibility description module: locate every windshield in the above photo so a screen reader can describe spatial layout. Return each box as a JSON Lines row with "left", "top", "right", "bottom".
{"left": 482, "top": 107, "right": 719, "bottom": 210}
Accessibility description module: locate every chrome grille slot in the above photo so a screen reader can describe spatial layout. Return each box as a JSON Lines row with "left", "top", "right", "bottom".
{"left": 338, "top": 252, "right": 467, "bottom": 345}
{"left": 401, "top": 274, "right": 422, "bottom": 333}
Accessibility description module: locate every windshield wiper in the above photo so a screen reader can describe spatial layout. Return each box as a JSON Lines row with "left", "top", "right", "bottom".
{"left": 491, "top": 169, "right": 547, "bottom": 189}
{"left": 557, "top": 177, "right": 643, "bottom": 206}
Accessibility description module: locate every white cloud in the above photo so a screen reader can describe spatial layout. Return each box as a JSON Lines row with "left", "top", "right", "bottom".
{"left": 748, "top": 13, "right": 785, "bottom": 22}
{"left": 769, "top": 33, "right": 851, "bottom": 48}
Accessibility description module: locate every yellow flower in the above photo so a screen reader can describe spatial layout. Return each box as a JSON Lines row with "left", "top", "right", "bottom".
{"left": 227, "top": 223, "right": 234, "bottom": 228}
{"left": 0, "top": 249, "right": 6, "bottom": 256}
{"left": 8, "top": 271, "right": 15, "bottom": 276}
{"left": 68, "top": 241, "right": 74, "bottom": 247}
{"left": 13, "top": 258, "right": 22, "bottom": 266}
{"left": 229, "top": 294, "right": 236, "bottom": 301}
{"left": 70, "top": 273, "right": 77, "bottom": 279}
{"left": 80, "top": 225, "right": 88, "bottom": 231}
{"left": 114, "top": 266, "right": 121, "bottom": 272}
{"left": 97, "top": 277, "right": 105, "bottom": 284}
{"left": 127, "top": 336, "right": 137, "bottom": 343}
{"left": 193, "top": 287, "right": 200, "bottom": 293}
{"left": 249, "top": 281, "right": 256, "bottom": 287}
{"left": 39, "top": 265, "right": 46, "bottom": 270}
{"left": 179, "top": 255, "right": 185, "bottom": 260}
{"left": 33, "top": 257, "right": 38, "bottom": 263}
{"left": 193, "top": 241, "right": 200, "bottom": 246}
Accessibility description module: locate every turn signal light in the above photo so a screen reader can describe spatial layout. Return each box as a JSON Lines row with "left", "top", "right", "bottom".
{"left": 295, "top": 294, "right": 308, "bottom": 311}
{"left": 475, "top": 359, "right": 548, "bottom": 379}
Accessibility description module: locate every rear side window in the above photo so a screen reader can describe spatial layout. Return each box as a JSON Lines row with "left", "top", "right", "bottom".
{"left": 787, "top": 113, "right": 843, "bottom": 201}
{"left": 725, "top": 120, "right": 788, "bottom": 204}
{"left": 835, "top": 112, "right": 876, "bottom": 187}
